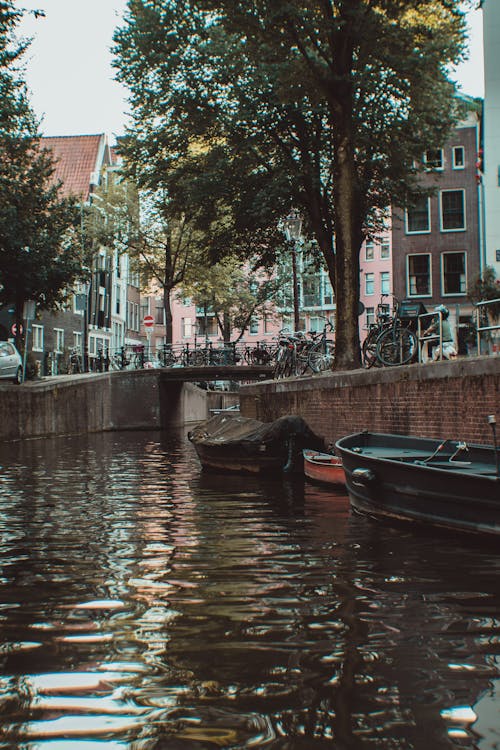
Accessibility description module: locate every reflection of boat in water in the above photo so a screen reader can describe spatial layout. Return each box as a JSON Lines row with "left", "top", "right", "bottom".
{"left": 303, "top": 448, "right": 345, "bottom": 486}
{"left": 336, "top": 429, "right": 500, "bottom": 536}
{"left": 188, "top": 413, "right": 324, "bottom": 475}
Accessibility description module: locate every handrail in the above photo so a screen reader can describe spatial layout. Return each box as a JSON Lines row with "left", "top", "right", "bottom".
{"left": 475, "top": 299, "right": 500, "bottom": 355}
{"left": 417, "top": 310, "right": 446, "bottom": 362}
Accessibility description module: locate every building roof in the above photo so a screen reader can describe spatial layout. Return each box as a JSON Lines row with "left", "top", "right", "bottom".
{"left": 41, "top": 134, "right": 110, "bottom": 201}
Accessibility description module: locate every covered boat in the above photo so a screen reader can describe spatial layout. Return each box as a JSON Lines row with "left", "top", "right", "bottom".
{"left": 188, "top": 413, "right": 324, "bottom": 475}
{"left": 336, "top": 430, "right": 500, "bottom": 537}
{"left": 303, "top": 449, "right": 345, "bottom": 486}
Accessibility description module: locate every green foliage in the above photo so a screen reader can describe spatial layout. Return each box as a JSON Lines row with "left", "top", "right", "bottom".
{"left": 468, "top": 266, "right": 500, "bottom": 320}
{"left": 0, "top": 1, "right": 86, "bottom": 321}
{"left": 181, "top": 255, "right": 284, "bottom": 341}
{"left": 113, "top": 0, "right": 469, "bottom": 369}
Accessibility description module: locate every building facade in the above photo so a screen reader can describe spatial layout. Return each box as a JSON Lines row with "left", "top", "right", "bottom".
{"left": 482, "top": 0, "right": 500, "bottom": 274}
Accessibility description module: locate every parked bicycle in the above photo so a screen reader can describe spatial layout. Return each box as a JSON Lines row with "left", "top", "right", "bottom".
{"left": 297, "top": 321, "right": 335, "bottom": 374}
{"left": 374, "top": 297, "right": 418, "bottom": 366}
{"left": 244, "top": 341, "right": 275, "bottom": 366}
{"left": 67, "top": 346, "right": 83, "bottom": 374}
{"left": 361, "top": 297, "right": 393, "bottom": 368}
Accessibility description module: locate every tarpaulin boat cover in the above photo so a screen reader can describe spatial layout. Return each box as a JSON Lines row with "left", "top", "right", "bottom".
{"left": 188, "top": 413, "right": 324, "bottom": 450}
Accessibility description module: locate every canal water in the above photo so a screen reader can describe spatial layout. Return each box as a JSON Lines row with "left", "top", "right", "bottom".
{"left": 0, "top": 429, "right": 498, "bottom": 749}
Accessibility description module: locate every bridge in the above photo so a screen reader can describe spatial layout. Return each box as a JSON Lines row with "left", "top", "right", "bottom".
{"left": 158, "top": 364, "right": 273, "bottom": 382}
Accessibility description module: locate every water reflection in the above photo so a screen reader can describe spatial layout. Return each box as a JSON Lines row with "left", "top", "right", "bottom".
{"left": 0, "top": 430, "right": 498, "bottom": 748}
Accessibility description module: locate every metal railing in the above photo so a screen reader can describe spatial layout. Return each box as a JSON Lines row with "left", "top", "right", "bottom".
{"left": 475, "top": 299, "right": 500, "bottom": 355}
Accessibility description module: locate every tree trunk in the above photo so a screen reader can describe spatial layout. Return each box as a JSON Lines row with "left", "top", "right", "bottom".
{"left": 332, "top": 122, "right": 363, "bottom": 371}
{"left": 163, "top": 287, "right": 173, "bottom": 344}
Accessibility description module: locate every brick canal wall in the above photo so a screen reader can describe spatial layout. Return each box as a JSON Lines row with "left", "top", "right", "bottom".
{"left": 0, "top": 357, "right": 498, "bottom": 443}
{"left": 239, "top": 356, "right": 500, "bottom": 447}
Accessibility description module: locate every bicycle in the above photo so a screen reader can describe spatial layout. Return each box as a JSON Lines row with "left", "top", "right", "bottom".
{"left": 361, "top": 298, "right": 393, "bottom": 368}
{"left": 158, "top": 343, "right": 179, "bottom": 367}
{"left": 244, "top": 341, "right": 274, "bottom": 366}
{"left": 110, "top": 346, "right": 130, "bottom": 370}
{"left": 374, "top": 298, "right": 418, "bottom": 366}
{"left": 67, "top": 347, "right": 83, "bottom": 374}
{"left": 297, "top": 321, "right": 335, "bottom": 374}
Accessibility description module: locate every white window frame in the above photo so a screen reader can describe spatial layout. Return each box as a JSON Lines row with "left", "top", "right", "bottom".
{"left": 366, "top": 307, "right": 375, "bottom": 327}
{"left": 365, "top": 272, "right": 375, "bottom": 296}
{"left": 249, "top": 317, "right": 259, "bottom": 335}
{"left": 54, "top": 328, "right": 64, "bottom": 353}
{"left": 406, "top": 253, "right": 432, "bottom": 298}
{"left": 380, "top": 271, "right": 390, "bottom": 296}
{"left": 452, "top": 146, "right": 465, "bottom": 170}
{"left": 32, "top": 324, "right": 44, "bottom": 352}
{"left": 441, "top": 251, "right": 467, "bottom": 296}
{"left": 365, "top": 240, "right": 375, "bottom": 261}
{"left": 405, "top": 197, "right": 431, "bottom": 234}
{"left": 182, "top": 317, "right": 192, "bottom": 338}
{"left": 424, "top": 148, "right": 444, "bottom": 171}
{"left": 440, "top": 189, "right": 466, "bottom": 232}
{"left": 380, "top": 239, "right": 390, "bottom": 259}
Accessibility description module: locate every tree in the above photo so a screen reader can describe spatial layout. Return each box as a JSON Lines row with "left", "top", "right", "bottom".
{"left": 114, "top": 0, "right": 468, "bottom": 369}
{"left": 0, "top": 1, "right": 85, "bottom": 340}
{"left": 181, "top": 255, "right": 284, "bottom": 343}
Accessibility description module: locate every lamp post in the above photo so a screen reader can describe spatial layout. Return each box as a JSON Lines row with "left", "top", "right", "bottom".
{"left": 283, "top": 209, "right": 303, "bottom": 332}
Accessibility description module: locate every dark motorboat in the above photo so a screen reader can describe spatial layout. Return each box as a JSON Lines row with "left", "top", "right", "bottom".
{"left": 336, "top": 428, "right": 500, "bottom": 537}
{"left": 188, "top": 413, "right": 324, "bottom": 475}
{"left": 303, "top": 448, "right": 345, "bottom": 487}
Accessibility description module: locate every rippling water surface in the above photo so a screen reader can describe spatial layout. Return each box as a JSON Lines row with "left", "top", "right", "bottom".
{"left": 0, "top": 429, "right": 498, "bottom": 749}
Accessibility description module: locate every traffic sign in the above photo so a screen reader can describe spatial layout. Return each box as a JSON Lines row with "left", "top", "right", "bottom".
{"left": 11, "top": 323, "right": 23, "bottom": 336}
{"left": 143, "top": 315, "right": 154, "bottom": 328}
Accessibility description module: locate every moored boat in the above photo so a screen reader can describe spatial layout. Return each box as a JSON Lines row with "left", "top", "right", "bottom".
{"left": 188, "top": 413, "right": 325, "bottom": 475}
{"left": 336, "top": 429, "right": 500, "bottom": 537}
{"left": 303, "top": 448, "right": 345, "bottom": 486}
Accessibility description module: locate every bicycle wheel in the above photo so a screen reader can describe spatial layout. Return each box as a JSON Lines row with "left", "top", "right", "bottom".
{"left": 376, "top": 327, "right": 417, "bottom": 366}
{"left": 273, "top": 347, "right": 287, "bottom": 378}
{"left": 308, "top": 340, "right": 335, "bottom": 373}
{"left": 362, "top": 329, "right": 380, "bottom": 368}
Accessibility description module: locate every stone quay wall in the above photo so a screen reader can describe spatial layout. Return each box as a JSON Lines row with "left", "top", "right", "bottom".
{"left": 0, "top": 356, "right": 498, "bottom": 444}
{"left": 239, "top": 356, "right": 500, "bottom": 447}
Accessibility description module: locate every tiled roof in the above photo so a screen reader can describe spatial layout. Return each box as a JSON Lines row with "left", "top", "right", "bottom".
{"left": 41, "top": 134, "right": 107, "bottom": 201}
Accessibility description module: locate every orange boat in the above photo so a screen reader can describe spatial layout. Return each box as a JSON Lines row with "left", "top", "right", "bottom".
{"left": 303, "top": 448, "right": 345, "bottom": 486}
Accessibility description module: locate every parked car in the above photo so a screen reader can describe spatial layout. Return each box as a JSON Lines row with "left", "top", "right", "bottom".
{"left": 0, "top": 341, "right": 23, "bottom": 384}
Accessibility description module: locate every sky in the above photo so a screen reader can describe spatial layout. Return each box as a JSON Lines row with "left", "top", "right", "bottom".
{"left": 18, "top": 1, "right": 485, "bottom": 143}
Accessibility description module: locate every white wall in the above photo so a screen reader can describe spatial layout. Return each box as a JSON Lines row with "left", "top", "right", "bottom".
{"left": 483, "top": 0, "right": 500, "bottom": 274}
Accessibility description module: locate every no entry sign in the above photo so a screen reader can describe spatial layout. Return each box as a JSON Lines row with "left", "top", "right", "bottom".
{"left": 143, "top": 315, "right": 154, "bottom": 328}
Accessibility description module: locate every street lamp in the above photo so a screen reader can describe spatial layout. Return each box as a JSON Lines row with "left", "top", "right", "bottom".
{"left": 283, "top": 209, "right": 303, "bottom": 332}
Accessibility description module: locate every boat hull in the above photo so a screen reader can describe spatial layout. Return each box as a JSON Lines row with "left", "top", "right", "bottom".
{"left": 189, "top": 413, "right": 325, "bottom": 475}
{"left": 303, "top": 449, "right": 345, "bottom": 486}
{"left": 336, "top": 432, "right": 500, "bottom": 537}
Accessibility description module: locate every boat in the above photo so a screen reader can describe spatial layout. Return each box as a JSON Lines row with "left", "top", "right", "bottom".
{"left": 188, "top": 413, "right": 325, "bottom": 475}
{"left": 335, "top": 429, "right": 500, "bottom": 537}
{"left": 303, "top": 448, "right": 345, "bottom": 486}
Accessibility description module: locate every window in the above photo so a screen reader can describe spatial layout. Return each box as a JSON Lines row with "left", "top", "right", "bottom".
{"left": 380, "top": 272, "right": 390, "bottom": 295}
{"left": 323, "top": 278, "right": 334, "bottom": 305}
{"left": 73, "top": 331, "right": 82, "bottom": 351}
{"left": 380, "top": 239, "right": 390, "bottom": 259}
{"left": 440, "top": 190, "right": 465, "bottom": 231}
{"left": 182, "top": 317, "right": 192, "bottom": 338}
{"left": 406, "top": 197, "right": 430, "bottom": 233}
{"left": 54, "top": 328, "right": 64, "bottom": 353}
{"left": 155, "top": 299, "right": 164, "bottom": 325}
{"left": 32, "top": 324, "right": 44, "bottom": 352}
{"left": 365, "top": 272, "right": 375, "bottom": 295}
{"left": 407, "top": 254, "right": 431, "bottom": 297}
{"left": 264, "top": 313, "right": 273, "bottom": 333}
{"left": 249, "top": 317, "right": 259, "bottom": 335}
{"left": 424, "top": 148, "right": 443, "bottom": 170}
{"left": 197, "top": 316, "right": 217, "bottom": 337}
{"left": 442, "top": 252, "right": 466, "bottom": 295}
{"left": 309, "top": 316, "right": 323, "bottom": 333}
{"left": 452, "top": 146, "right": 465, "bottom": 169}
{"left": 115, "top": 284, "right": 121, "bottom": 315}
{"left": 366, "top": 307, "right": 375, "bottom": 327}
{"left": 365, "top": 241, "right": 374, "bottom": 261}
